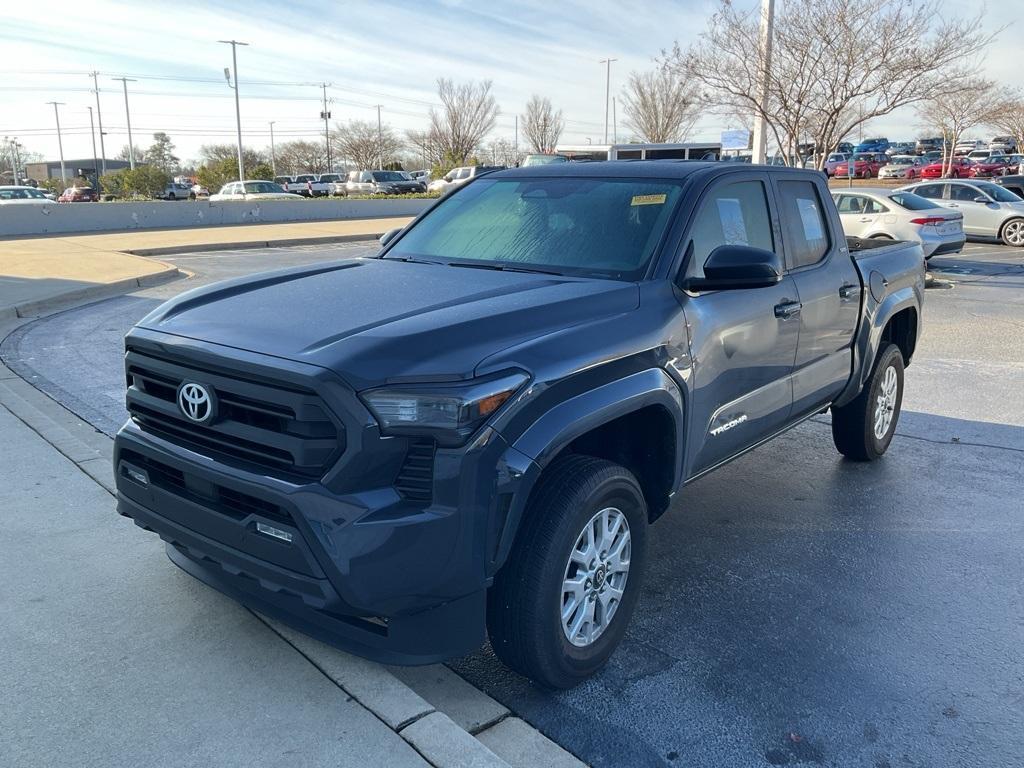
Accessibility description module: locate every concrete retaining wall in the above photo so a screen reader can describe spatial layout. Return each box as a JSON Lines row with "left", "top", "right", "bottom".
{"left": 0, "top": 198, "right": 434, "bottom": 237}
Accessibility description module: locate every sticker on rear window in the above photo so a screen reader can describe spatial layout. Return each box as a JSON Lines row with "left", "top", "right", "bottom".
{"left": 631, "top": 193, "right": 667, "bottom": 206}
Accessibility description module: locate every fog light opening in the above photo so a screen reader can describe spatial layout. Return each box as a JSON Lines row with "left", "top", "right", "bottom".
{"left": 124, "top": 466, "right": 149, "bottom": 486}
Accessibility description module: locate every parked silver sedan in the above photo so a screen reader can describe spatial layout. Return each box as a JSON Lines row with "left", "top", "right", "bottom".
{"left": 832, "top": 187, "right": 964, "bottom": 258}
{"left": 898, "top": 179, "right": 1024, "bottom": 247}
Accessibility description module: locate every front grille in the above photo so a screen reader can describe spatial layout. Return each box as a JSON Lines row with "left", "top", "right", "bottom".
{"left": 125, "top": 346, "right": 343, "bottom": 481}
{"left": 395, "top": 439, "right": 435, "bottom": 503}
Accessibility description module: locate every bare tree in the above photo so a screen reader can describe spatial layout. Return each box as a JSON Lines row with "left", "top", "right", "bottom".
{"left": 521, "top": 95, "right": 564, "bottom": 153}
{"left": 274, "top": 140, "right": 328, "bottom": 174}
{"left": 486, "top": 137, "right": 521, "bottom": 167}
{"left": 620, "top": 68, "right": 702, "bottom": 144}
{"left": 198, "top": 143, "right": 267, "bottom": 171}
{"left": 405, "top": 129, "right": 442, "bottom": 169}
{"left": 333, "top": 120, "right": 403, "bottom": 170}
{"left": 987, "top": 91, "right": 1024, "bottom": 155}
{"left": 918, "top": 79, "right": 1002, "bottom": 177}
{"left": 426, "top": 78, "right": 500, "bottom": 167}
{"left": 665, "top": 0, "right": 998, "bottom": 167}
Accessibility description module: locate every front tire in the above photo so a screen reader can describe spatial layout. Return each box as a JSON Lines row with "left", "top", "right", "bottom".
{"left": 1000, "top": 218, "right": 1024, "bottom": 247}
{"left": 487, "top": 455, "right": 648, "bottom": 689}
{"left": 831, "top": 343, "right": 904, "bottom": 461}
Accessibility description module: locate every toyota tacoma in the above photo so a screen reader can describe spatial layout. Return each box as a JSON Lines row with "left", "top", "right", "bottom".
{"left": 114, "top": 162, "right": 925, "bottom": 688}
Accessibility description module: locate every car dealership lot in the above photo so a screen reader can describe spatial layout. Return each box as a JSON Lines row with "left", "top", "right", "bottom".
{"left": 2, "top": 241, "right": 1021, "bottom": 768}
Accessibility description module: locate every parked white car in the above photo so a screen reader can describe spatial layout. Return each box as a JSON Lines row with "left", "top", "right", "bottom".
{"left": 0, "top": 185, "right": 57, "bottom": 205}
{"left": 156, "top": 182, "right": 193, "bottom": 201}
{"left": 989, "top": 135, "right": 1017, "bottom": 154}
{"left": 877, "top": 156, "right": 925, "bottom": 180}
{"left": 954, "top": 139, "right": 985, "bottom": 155}
{"left": 898, "top": 179, "right": 1024, "bottom": 247}
{"left": 427, "top": 165, "right": 505, "bottom": 193}
{"left": 210, "top": 180, "right": 302, "bottom": 201}
{"left": 832, "top": 187, "right": 965, "bottom": 258}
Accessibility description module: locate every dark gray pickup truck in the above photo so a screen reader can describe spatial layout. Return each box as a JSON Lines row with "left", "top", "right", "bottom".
{"left": 114, "top": 162, "right": 925, "bottom": 688}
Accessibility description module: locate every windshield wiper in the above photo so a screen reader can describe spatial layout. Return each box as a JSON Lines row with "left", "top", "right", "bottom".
{"left": 447, "top": 262, "right": 563, "bottom": 276}
{"left": 381, "top": 255, "right": 444, "bottom": 265}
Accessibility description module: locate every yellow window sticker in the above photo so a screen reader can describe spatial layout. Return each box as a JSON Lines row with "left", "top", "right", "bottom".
{"left": 631, "top": 193, "right": 667, "bottom": 206}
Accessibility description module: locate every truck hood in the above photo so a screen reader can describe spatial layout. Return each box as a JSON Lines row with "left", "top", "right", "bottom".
{"left": 137, "top": 258, "right": 639, "bottom": 390}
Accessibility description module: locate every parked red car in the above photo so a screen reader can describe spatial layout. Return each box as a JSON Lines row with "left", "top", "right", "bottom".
{"left": 968, "top": 157, "right": 1011, "bottom": 178}
{"left": 920, "top": 157, "right": 974, "bottom": 179}
{"left": 57, "top": 186, "right": 99, "bottom": 203}
{"left": 833, "top": 152, "right": 889, "bottom": 178}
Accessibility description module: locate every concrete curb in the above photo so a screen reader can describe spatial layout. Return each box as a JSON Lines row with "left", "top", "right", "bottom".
{"left": 5, "top": 265, "right": 182, "bottom": 320}
{"left": 124, "top": 232, "right": 385, "bottom": 257}
{"left": 0, "top": 287, "right": 588, "bottom": 768}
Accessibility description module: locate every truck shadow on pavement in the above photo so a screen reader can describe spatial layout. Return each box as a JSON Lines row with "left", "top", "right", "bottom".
{"left": 450, "top": 415, "right": 1024, "bottom": 768}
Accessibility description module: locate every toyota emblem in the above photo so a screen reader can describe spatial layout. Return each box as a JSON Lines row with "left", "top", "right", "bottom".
{"left": 177, "top": 382, "right": 215, "bottom": 424}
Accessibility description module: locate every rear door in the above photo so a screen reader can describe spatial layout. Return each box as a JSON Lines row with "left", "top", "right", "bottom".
{"left": 773, "top": 174, "right": 862, "bottom": 416}
{"left": 677, "top": 173, "right": 801, "bottom": 475}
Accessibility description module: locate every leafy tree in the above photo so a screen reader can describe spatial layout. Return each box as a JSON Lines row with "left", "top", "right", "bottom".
{"left": 146, "top": 132, "right": 179, "bottom": 173}
{"left": 249, "top": 162, "right": 274, "bottom": 181}
{"left": 521, "top": 95, "right": 564, "bottom": 153}
{"left": 196, "top": 158, "right": 240, "bottom": 191}
{"left": 99, "top": 170, "right": 127, "bottom": 197}
{"left": 197, "top": 143, "right": 268, "bottom": 172}
{"left": 122, "top": 165, "right": 169, "bottom": 198}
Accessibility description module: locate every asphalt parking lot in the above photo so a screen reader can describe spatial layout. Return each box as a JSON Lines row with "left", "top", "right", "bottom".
{"left": 2, "top": 241, "right": 1021, "bottom": 768}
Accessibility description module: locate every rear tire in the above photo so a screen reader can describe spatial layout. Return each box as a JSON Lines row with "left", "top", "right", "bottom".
{"left": 831, "top": 344, "right": 904, "bottom": 461}
{"left": 487, "top": 455, "right": 648, "bottom": 689}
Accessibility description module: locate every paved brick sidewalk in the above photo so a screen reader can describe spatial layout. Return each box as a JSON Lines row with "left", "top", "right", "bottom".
{"left": 0, "top": 218, "right": 413, "bottom": 319}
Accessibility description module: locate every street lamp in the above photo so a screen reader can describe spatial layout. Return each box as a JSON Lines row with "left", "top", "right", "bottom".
{"left": 89, "top": 71, "right": 107, "bottom": 175}
{"left": 269, "top": 121, "right": 277, "bottom": 177}
{"left": 751, "top": 0, "right": 775, "bottom": 165}
{"left": 46, "top": 101, "right": 67, "bottom": 182}
{"left": 219, "top": 39, "right": 249, "bottom": 182}
{"left": 87, "top": 106, "right": 99, "bottom": 186}
{"left": 599, "top": 58, "right": 617, "bottom": 145}
{"left": 111, "top": 77, "right": 138, "bottom": 169}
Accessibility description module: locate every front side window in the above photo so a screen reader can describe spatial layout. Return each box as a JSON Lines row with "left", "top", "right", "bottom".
{"left": 777, "top": 180, "right": 830, "bottom": 269}
{"left": 970, "top": 181, "right": 1021, "bottom": 203}
{"left": 949, "top": 184, "right": 983, "bottom": 202}
{"left": 685, "top": 180, "right": 774, "bottom": 279}
{"left": 386, "top": 177, "right": 685, "bottom": 280}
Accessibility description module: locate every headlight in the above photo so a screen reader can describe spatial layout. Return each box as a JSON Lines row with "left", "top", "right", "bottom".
{"left": 360, "top": 371, "right": 529, "bottom": 446}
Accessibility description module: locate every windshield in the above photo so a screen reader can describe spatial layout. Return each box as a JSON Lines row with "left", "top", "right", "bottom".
{"left": 0, "top": 187, "right": 47, "bottom": 199}
{"left": 385, "top": 177, "right": 685, "bottom": 280}
{"left": 244, "top": 181, "right": 285, "bottom": 194}
{"left": 851, "top": 154, "right": 872, "bottom": 161}
{"left": 523, "top": 154, "right": 569, "bottom": 166}
{"left": 970, "top": 182, "right": 1022, "bottom": 203}
{"left": 827, "top": 153, "right": 846, "bottom": 162}
{"left": 887, "top": 192, "right": 939, "bottom": 211}
{"left": 372, "top": 171, "right": 406, "bottom": 182}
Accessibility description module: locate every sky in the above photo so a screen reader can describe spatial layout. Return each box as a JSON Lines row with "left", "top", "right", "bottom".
{"left": 1, "top": 0, "right": 1020, "bottom": 166}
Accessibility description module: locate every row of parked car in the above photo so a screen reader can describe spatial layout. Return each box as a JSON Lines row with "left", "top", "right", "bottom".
{"left": 826, "top": 151, "right": 1024, "bottom": 180}
{"left": 835, "top": 175, "right": 1024, "bottom": 251}
{"left": 269, "top": 170, "right": 431, "bottom": 197}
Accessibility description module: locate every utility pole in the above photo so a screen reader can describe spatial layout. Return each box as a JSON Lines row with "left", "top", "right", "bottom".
{"left": 612, "top": 97, "right": 618, "bottom": 144}
{"left": 46, "top": 102, "right": 67, "bottom": 182}
{"left": 269, "top": 121, "right": 277, "bottom": 177}
{"left": 87, "top": 106, "right": 99, "bottom": 186}
{"left": 89, "top": 72, "right": 107, "bottom": 175}
{"left": 375, "top": 104, "right": 384, "bottom": 170}
{"left": 111, "top": 77, "right": 137, "bottom": 169}
{"left": 599, "top": 58, "right": 617, "bottom": 145}
{"left": 514, "top": 115, "right": 518, "bottom": 159}
{"left": 751, "top": 0, "right": 775, "bottom": 165}
{"left": 4, "top": 137, "right": 16, "bottom": 183}
{"left": 320, "top": 82, "right": 332, "bottom": 173}
{"left": 219, "top": 39, "right": 249, "bottom": 182}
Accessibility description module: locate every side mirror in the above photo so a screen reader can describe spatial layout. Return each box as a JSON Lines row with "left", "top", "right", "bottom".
{"left": 379, "top": 227, "right": 403, "bottom": 247}
{"left": 681, "top": 245, "right": 784, "bottom": 292}
{"left": 973, "top": 196, "right": 990, "bottom": 204}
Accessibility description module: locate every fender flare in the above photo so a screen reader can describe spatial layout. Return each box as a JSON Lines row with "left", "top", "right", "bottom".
{"left": 487, "top": 368, "right": 685, "bottom": 575}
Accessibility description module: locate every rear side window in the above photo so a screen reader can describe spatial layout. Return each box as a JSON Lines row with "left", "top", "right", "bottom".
{"left": 913, "top": 184, "right": 945, "bottom": 199}
{"left": 777, "top": 180, "right": 830, "bottom": 269}
{"left": 686, "top": 180, "right": 775, "bottom": 279}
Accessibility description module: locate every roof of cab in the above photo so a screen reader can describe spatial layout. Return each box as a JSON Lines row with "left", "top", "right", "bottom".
{"left": 488, "top": 160, "right": 822, "bottom": 180}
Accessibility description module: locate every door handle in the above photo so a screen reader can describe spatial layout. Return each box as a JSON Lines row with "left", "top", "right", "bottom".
{"left": 839, "top": 284, "right": 858, "bottom": 299}
{"left": 858, "top": 216, "right": 873, "bottom": 222}
{"left": 774, "top": 301, "right": 802, "bottom": 319}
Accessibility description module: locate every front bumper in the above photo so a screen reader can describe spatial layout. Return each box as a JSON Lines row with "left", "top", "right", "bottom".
{"left": 113, "top": 333, "right": 540, "bottom": 664}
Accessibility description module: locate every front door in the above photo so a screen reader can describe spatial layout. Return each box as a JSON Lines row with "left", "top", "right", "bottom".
{"left": 677, "top": 175, "right": 801, "bottom": 476}
{"left": 945, "top": 182, "right": 1003, "bottom": 236}
{"left": 773, "top": 176, "right": 862, "bottom": 416}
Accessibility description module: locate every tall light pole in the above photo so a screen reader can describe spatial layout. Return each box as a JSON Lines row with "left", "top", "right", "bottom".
{"left": 219, "top": 39, "right": 249, "bottom": 182}
{"left": 46, "top": 101, "right": 67, "bottom": 182}
{"left": 90, "top": 71, "right": 107, "bottom": 175}
{"left": 269, "top": 121, "right": 277, "bottom": 177}
{"left": 612, "top": 96, "right": 618, "bottom": 143}
{"left": 751, "top": 0, "right": 776, "bottom": 165}
{"left": 599, "top": 58, "right": 617, "bottom": 145}
{"left": 112, "top": 77, "right": 137, "bottom": 169}
{"left": 87, "top": 106, "right": 99, "bottom": 186}
{"left": 320, "top": 83, "right": 332, "bottom": 173}
{"left": 375, "top": 104, "right": 384, "bottom": 170}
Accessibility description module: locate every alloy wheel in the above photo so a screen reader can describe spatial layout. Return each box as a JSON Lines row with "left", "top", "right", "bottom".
{"left": 873, "top": 365, "right": 899, "bottom": 440}
{"left": 1003, "top": 220, "right": 1024, "bottom": 246}
{"left": 560, "top": 507, "right": 631, "bottom": 647}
